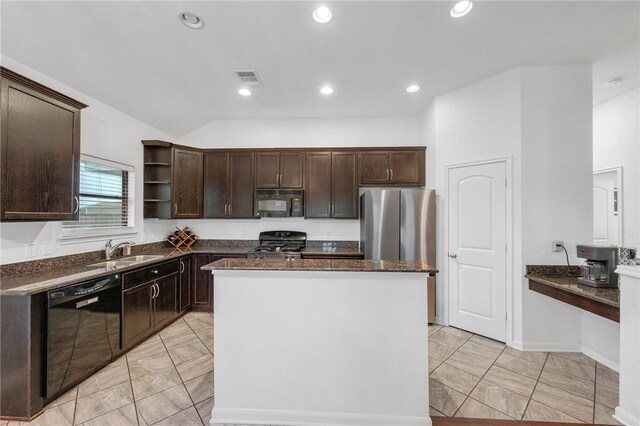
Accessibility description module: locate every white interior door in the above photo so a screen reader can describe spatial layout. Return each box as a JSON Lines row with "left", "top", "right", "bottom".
{"left": 593, "top": 170, "right": 621, "bottom": 246}
{"left": 448, "top": 162, "right": 506, "bottom": 342}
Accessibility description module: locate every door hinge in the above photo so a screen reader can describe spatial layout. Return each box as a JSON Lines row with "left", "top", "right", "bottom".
{"left": 505, "top": 244, "right": 508, "bottom": 253}
{"left": 505, "top": 177, "right": 508, "bottom": 187}
{"left": 505, "top": 312, "right": 508, "bottom": 320}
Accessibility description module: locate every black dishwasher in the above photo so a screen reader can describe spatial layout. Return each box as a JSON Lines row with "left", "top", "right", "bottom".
{"left": 46, "top": 274, "right": 121, "bottom": 398}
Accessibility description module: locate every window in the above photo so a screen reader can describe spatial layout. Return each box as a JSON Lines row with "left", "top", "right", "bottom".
{"left": 63, "top": 155, "right": 135, "bottom": 238}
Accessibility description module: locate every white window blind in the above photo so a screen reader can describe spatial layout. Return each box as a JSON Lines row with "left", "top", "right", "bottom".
{"left": 62, "top": 155, "right": 135, "bottom": 238}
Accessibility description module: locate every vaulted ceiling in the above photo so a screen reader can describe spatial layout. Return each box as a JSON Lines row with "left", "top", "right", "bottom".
{"left": 2, "top": 1, "right": 638, "bottom": 137}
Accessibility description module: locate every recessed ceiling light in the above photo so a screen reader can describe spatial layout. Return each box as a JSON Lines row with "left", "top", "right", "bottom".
{"left": 312, "top": 6, "right": 333, "bottom": 23}
{"left": 605, "top": 77, "right": 623, "bottom": 87}
{"left": 238, "top": 88, "right": 252, "bottom": 96}
{"left": 450, "top": 1, "right": 473, "bottom": 18}
{"left": 406, "top": 84, "right": 420, "bottom": 93}
{"left": 178, "top": 11, "right": 205, "bottom": 30}
{"left": 320, "top": 86, "right": 334, "bottom": 95}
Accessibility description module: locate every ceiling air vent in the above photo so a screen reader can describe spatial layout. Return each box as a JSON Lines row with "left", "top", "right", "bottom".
{"left": 235, "top": 70, "right": 263, "bottom": 88}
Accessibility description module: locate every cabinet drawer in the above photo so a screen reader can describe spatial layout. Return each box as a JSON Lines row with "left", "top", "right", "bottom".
{"left": 123, "top": 260, "right": 179, "bottom": 290}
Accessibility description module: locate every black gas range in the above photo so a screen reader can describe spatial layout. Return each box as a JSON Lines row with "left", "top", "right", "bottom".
{"left": 247, "top": 231, "right": 307, "bottom": 260}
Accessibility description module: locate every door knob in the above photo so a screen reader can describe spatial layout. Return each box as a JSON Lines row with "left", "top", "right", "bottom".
{"left": 449, "top": 253, "right": 458, "bottom": 259}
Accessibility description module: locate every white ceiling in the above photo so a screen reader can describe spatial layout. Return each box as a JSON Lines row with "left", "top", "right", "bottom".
{"left": 2, "top": 1, "right": 638, "bottom": 138}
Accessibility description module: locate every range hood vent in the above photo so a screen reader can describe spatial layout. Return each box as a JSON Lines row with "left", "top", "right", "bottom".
{"left": 235, "top": 70, "right": 263, "bottom": 87}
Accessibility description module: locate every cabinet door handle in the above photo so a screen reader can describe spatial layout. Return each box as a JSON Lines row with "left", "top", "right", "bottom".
{"left": 173, "top": 203, "right": 178, "bottom": 216}
{"left": 386, "top": 169, "right": 390, "bottom": 181}
{"left": 390, "top": 169, "right": 394, "bottom": 181}
{"left": 155, "top": 283, "right": 160, "bottom": 298}
{"left": 151, "top": 283, "right": 156, "bottom": 299}
{"left": 180, "top": 260, "right": 185, "bottom": 274}
{"left": 228, "top": 204, "right": 232, "bottom": 216}
{"left": 74, "top": 196, "right": 79, "bottom": 214}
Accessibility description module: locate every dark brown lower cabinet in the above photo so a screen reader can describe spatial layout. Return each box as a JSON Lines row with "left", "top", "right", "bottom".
{"left": 192, "top": 253, "right": 246, "bottom": 312}
{"left": 153, "top": 273, "right": 179, "bottom": 330}
{"left": 121, "top": 283, "right": 154, "bottom": 349}
{"left": 179, "top": 256, "right": 191, "bottom": 312}
{"left": 121, "top": 261, "right": 179, "bottom": 349}
{"left": 192, "top": 254, "right": 213, "bottom": 312}
{"left": 0, "top": 293, "right": 46, "bottom": 420}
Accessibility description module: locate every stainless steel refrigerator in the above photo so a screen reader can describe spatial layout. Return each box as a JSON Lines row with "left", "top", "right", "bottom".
{"left": 360, "top": 189, "right": 436, "bottom": 323}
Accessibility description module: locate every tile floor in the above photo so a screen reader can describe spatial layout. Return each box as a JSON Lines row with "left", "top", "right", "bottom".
{"left": 7, "top": 312, "right": 215, "bottom": 426}
{"left": 428, "top": 324, "right": 621, "bottom": 424}
{"left": 5, "top": 315, "right": 622, "bottom": 425}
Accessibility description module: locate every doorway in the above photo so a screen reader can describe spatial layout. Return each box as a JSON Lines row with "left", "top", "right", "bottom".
{"left": 447, "top": 160, "right": 508, "bottom": 342}
{"left": 593, "top": 167, "right": 622, "bottom": 246}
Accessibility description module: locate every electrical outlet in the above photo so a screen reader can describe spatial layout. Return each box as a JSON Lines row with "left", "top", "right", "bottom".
{"left": 552, "top": 240, "right": 564, "bottom": 252}
{"left": 25, "top": 243, "right": 36, "bottom": 258}
{"left": 43, "top": 244, "right": 53, "bottom": 256}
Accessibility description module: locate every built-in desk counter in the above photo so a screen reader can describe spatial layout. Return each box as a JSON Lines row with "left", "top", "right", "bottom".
{"left": 526, "top": 265, "right": 619, "bottom": 322}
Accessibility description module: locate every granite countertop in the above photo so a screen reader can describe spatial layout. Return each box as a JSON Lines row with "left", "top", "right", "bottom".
{"left": 0, "top": 247, "right": 248, "bottom": 296}
{"left": 301, "top": 246, "right": 363, "bottom": 256}
{"left": 525, "top": 265, "right": 619, "bottom": 308}
{"left": 0, "top": 241, "right": 364, "bottom": 296}
{"left": 203, "top": 258, "right": 437, "bottom": 274}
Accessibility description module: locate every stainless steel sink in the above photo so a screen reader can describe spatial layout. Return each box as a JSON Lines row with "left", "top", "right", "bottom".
{"left": 87, "top": 260, "right": 137, "bottom": 268}
{"left": 87, "top": 254, "right": 165, "bottom": 268}
{"left": 120, "top": 255, "right": 165, "bottom": 262}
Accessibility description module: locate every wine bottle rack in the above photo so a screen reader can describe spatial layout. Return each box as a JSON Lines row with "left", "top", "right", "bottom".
{"left": 167, "top": 227, "right": 198, "bottom": 254}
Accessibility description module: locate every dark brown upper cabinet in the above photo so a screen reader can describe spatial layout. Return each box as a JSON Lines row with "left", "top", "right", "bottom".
{"left": 305, "top": 152, "right": 358, "bottom": 219}
{"left": 0, "top": 68, "right": 87, "bottom": 221}
{"left": 142, "top": 141, "right": 202, "bottom": 219}
{"left": 172, "top": 148, "right": 203, "bottom": 218}
{"left": 358, "top": 148, "right": 425, "bottom": 186}
{"left": 203, "top": 151, "right": 254, "bottom": 218}
{"left": 255, "top": 151, "right": 303, "bottom": 189}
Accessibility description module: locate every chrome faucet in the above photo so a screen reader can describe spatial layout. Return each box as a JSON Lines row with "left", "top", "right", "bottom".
{"left": 104, "top": 240, "right": 135, "bottom": 260}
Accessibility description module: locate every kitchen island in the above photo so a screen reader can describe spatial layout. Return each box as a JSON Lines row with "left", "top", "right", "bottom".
{"left": 203, "top": 258, "right": 437, "bottom": 426}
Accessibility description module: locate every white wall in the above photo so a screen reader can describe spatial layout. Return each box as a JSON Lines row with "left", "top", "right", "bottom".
{"left": 0, "top": 56, "right": 177, "bottom": 265}
{"left": 593, "top": 89, "right": 640, "bottom": 250}
{"left": 181, "top": 117, "right": 424, "bottom": 149}
{"left": 430, "top": 67, "right": 523, "bottom": 328}
{"left": 519, "top": 65, "right": 594, "bottom": 351}
{"left": 428, "top": 65, "right": 613, "bottom": 360}
{"left": 179, "top": 116, "right": 425, "bottom": 240}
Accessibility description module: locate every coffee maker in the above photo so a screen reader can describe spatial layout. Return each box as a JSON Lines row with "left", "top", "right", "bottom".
{"left": 577, "top": 245, "right": 619, "bottom": 288}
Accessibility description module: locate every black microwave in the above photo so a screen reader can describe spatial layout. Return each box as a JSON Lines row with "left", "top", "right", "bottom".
{"left": 254, "top": 189, "right": 304, "bottom": 218}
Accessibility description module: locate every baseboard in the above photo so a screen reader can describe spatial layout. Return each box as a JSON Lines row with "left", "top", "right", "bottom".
{"left": 509, "top": 340, "right": 620, "bottom": 371}
{"left": 614, "top": 406, "right": 639, "bottom": 426}
{"left": 210, "top": 408, "right": 432, "bottom": 426}
{"left": 510, "top": 340, "right": 581, "bottom": 352}
{"left": 434, "top": 315, "right": 446, "bottom": 326}
{"left": 581, "top": 345, "right": 619, "bottom": 372}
